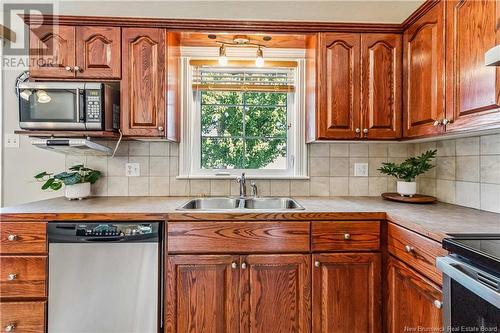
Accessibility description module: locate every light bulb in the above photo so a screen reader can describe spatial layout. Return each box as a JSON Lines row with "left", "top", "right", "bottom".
{"left": 36, "top": 90, "right": 51, "bottom": 104}
{"left": 218, "top": 44, "right": 228, "bottom": 66}
{"left": 20, "top": 89, "right": 32, "bottom": 101}
{"left": 255, "top": 47, "right": 264, "bottom": 67}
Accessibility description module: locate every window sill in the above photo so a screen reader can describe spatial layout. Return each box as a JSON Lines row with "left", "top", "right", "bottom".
{"left": 176, "top": 175, "right": 310, "bottom": 180}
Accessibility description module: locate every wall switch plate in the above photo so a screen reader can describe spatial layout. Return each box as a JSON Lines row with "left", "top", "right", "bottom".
{"left": 354, "top": 163, "right": 369, "bottom": 177}
{"left": 5, "top": 134, "right": 20, "bottom": 148}
{"left": 125, "top": 163, "right": 140, "bottom": 177}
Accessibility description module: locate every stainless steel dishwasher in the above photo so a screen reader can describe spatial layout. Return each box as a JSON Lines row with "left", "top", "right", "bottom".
{"left": 47, "top": 222, "right": 162, "bottom": 333}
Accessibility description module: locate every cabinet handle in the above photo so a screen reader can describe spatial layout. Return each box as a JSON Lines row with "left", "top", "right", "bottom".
{"left": 314, "top": 261, "right": 320, "bottom": 267}
{"left": 73, "top": 66, "right": 81, "bottom": 72}
{"left": 158, "top": 126, "right": 164, "bottom": 131}
{"left": 442, "top": 118, "right": 451, "bottom": 125}
{"left": 7, "top": 273, "right": 17, "bottom": 281}
{"left": 433, "top": 300, "right": 442, "bottom": 309}
{"left": 433, "top": 120, "right": 442, "bottom": 127}
{"left": 4, "top": 324, "right": 15, "bottom": 332}
{"left": 65, "top": 66, "right": 72, "bottom": 72}
{"left": 355, "top": 128, "right": 361, "bottom": 133}
{"left": 241, "top": 262, "right": 247, "bottom": 269}
{"left": 231, "top": 262, "right": 238, "bottom": 269}
{"left": 7, "top": 234, "right": 17, "bottom": 241}
{"left": 404, "top": 245, "right": 414, "bottom": 254}
{"left": 343, "top": 233, "right": 351, "bottom": 240}
{"left": 363, "top": 128, "right": 368, "bottom": 134}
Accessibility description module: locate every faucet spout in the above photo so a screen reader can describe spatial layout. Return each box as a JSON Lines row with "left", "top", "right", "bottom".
{"left": 236, "top": 172, "right": 247, "bottom": 198}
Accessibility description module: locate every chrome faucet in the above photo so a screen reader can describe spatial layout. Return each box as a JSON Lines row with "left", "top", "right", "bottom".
{"left": 250, "top": 182, "right": 258, "bottom": 198}
{"left": 236, "top": 172, "right": 247, "bottom": 198}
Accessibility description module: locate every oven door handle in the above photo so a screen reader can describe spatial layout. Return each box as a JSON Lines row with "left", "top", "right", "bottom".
{"left": 436, "top": 256, "right": 500, "bottom": 309}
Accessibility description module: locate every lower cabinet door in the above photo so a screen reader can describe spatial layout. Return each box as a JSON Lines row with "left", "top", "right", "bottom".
{"left": 165, "top": 255, "right": 240, "bottom": 333}
{"left": 312, "top": 253, "right": 381, "bottom": 333}
{"left": 0, "top": 301, "right": 46, "bottom": 333}
{"left": 240, "top": 254, "right": 311, "bottom": 333}
{"left": 387, "top": 256, "right": 442, "bottom": 333}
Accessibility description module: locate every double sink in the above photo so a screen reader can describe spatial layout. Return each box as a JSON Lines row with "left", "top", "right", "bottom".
{"left": 177, "top": 197, "right": 304, "bottom": 211}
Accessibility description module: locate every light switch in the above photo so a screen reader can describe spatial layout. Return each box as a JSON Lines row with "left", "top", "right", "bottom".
{"left": 125, "top": 163, "right": 140, "bottom": 177}
{"left": 354, "top": 163, "right": 368, "bottom": 177}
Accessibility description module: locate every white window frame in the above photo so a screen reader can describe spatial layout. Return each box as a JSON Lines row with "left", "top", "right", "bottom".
{"left": 179, "top": 47, "right": 307, "bottom": 179}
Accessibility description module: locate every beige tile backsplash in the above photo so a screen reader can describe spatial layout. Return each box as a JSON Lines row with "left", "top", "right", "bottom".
{"left": 66, "top": 134, "right": 500, "bottom": 213}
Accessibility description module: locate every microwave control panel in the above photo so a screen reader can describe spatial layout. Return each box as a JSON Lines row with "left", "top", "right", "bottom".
{"left": 85, "top": 89, "right": 102, "bottom": 122}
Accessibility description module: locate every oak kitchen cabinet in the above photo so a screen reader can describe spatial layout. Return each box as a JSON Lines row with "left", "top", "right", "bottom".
{"left": 30, "top": 25, "right": 121, "bottom": 79}
{"left": 307, "top": 32, "right": 402, "bottom": 141}
{"left": 404, "top": 0, "right": 500, "bottom": 138}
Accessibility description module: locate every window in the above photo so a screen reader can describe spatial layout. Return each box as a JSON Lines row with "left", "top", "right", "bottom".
{"left": 180, "top": 57, "right": 306, "bottom": 178}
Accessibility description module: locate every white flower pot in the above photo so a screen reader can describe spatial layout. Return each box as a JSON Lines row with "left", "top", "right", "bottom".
{"left": 397, "top": 181, "right": 417, "bottom": 197}
{"left": 65, "top": 182, "right": 91, "bottom": 200}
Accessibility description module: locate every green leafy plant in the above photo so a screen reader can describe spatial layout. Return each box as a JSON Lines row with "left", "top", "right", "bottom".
{"left": 34, "top": 165, "right": 101, "bottom": 191}
{"left": 378, "top": 150, "right": 437, "bottom": 182}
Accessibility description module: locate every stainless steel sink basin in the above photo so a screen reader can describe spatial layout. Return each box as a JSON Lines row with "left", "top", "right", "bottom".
{"left": 243, "top": 197, "right": 304, "bottom": 210}
{"left": 177, "top": 197, "right": 304, "bottom": 211}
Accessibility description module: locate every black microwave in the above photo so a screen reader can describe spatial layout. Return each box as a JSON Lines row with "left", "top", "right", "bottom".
{"left": 18, "top": 82, "right": 120, "bottom": 131}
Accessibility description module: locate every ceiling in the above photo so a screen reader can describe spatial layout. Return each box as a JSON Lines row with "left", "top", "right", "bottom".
{"left": 9, "top": 0, "right": 425, "bottom": 24}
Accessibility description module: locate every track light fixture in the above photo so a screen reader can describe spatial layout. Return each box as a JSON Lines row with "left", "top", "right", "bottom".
{"left": 210, "top": 35, "right": 270, "bottom": 67}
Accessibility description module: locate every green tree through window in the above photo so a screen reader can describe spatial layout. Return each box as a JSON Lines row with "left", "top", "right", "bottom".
{"left": 200, "top": 90, "right": 288, "bottom": 169}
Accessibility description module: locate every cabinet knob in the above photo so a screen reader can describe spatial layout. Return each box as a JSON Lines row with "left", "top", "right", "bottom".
{"left": 4, "top": 324, "right": 15, "bottom": 332}
{"left": 241, "top": 262, "right": 247, "bottom": 269}
{"left": 442, "top": 118, "right": 451, "bottom": 125}
{"left": 7, "top": 273, "right": 17, "bottom": 281}
{"left": 433, "top": 120, "right": 442, "bottom": 127}
{"left": 158, "top": 126, "right": 164, "bottom": 131}
{"left": 65, "top": 66, "right": 72, "bottom": 72}
{"left": 355, "top": 128, "right": 361, "bottom": 133}
{"left": 343, "top": 233, "right": 351, "bottom": 240}
{"left": 231, "top": 262, "right": 238, "bottom": 269}
{"left": 314, "top": 261, "right": 321, "bottom": 267}
{"left": 7, "top": 235, "right": 17, "bottom": 241}
{"left": 73, "top": 66, "right": 81, "bottom": 72}
{"left": 363, "top": 128, "right": 368, "bottom": 134}
{"left": 433, "top": 300, "right": 442, "bottom": 309}
{"left": 404, "top": 245, "right": 414, "bottom": 254}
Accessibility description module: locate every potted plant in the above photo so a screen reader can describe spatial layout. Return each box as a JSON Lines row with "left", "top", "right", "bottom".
{"left": 378, "top": 150, "right": 437, "bottom": 197}
{"left": 34, "top": 164, "right": 102, "bottom": 200}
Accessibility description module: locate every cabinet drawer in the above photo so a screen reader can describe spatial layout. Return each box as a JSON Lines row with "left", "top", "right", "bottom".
{"left": 168, "top": 222, "right": 310, "bottom": 253}
{"left": 0, "top": 222, "right": 46, "bottom": 254}
{"left": 312, "top": 221, "right": 380, "bottom": 252}
{"left": 0, "top": 301, "right": 46, "bottom": 333}
{"left": 387, "top": 223, "right": 447, "bottom": 285}
{"left": 0, "top": 256, "right": 47, "bottom": 298}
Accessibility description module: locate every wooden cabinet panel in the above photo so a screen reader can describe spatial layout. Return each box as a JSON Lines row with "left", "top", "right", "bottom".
{"left": 312, "top": 221, "right": 380, "bottom": 252}
{"left": 76, "top": 26, "right": 121, "bottom": 79}
{"left": 121, "top": 28, "right": 166, "bottom": 137}
{"left": 312, "top": 253, "right": 381, "bottom": 333}
{"left": 0, "top": 256, "right": 46, "bottom": 298}
{"left": 241, "top": 254, "right": 311, "bottom": 333}
{"left": 403, "top": 2, "right": 446, "bottom": 138}
{"left": 0, "top": 222, "right": 46, "bottom": 254}
{"left": 318, "top": 33, "right": 361, "bottom": 139}
{"left": 165, "top": 255, "right": 239, "bottom": 333}
{"left": 361, "top": 34, "right": 402, "bottom": 139}
{"left": 387, "top": 223, "right": 447, "bottom": 285}
{"left": 168, "top": 222, "right": 310, "bottom": 253}
{"left": 445, "top": 0, "right": 500, "bottom": 132}
{"left": 29, "top": 25, "right": 75, "bottom": 78}
{"left": 387, "top": 257, "right": 442, "bottom": 333}
{"left": 0, "top": 301, "right": 46, "bottom": 333}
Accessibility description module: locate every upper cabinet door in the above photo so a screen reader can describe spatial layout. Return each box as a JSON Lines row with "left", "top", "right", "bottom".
{"left": 29, "top": 25, "right": 75, "bottom": 78}
{"left": 240, "top": 254, "right": 311, "bottom": 333}
{"left": 312, "top": 253, "right": 381, "bottom": 333}
{"left": 403, "top": 2, "right": 446, "bottom": 138}
{"left": 318, "top": 33, "right": 361, "bottom": 139}
{"left": 165, "top": 255, "right": 240, "bottom": 333}
{"left": 361, "top": 34, "right": 402, "bottom": 139}
{"left": 445, "top": 0, "right": 500, "bottom": 131}
{"left": 121, "top": 28, "right": 166, "bottom": 137}
{"left": 76, "top": 27, "right": 121, "bottom": 79}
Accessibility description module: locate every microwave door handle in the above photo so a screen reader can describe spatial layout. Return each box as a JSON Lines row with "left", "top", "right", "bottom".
{"left": 436, "top": 256, "right": 500, "bottom": 309}
{"left": 76, "top": 88, "right": 83, "bottom": 123}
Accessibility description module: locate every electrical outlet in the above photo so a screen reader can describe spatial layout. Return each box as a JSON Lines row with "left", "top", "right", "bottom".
{"left": 354, "top": 163, "right": 369, "bottom": 177}
{"left": 125, "top": 163, "right": 140, "bottom": 177}
{"left": 5, "top": 134, "right": 20, "bottom": 148}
